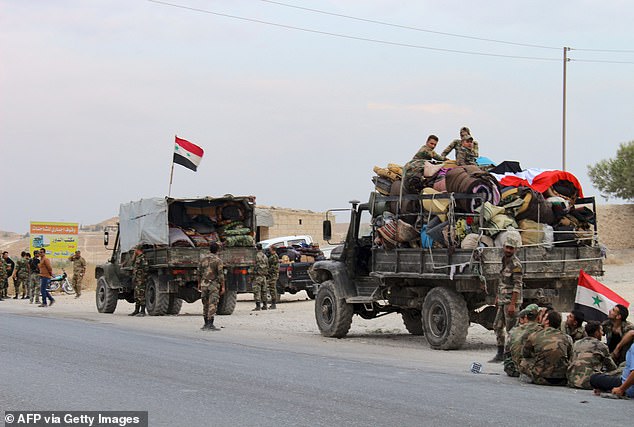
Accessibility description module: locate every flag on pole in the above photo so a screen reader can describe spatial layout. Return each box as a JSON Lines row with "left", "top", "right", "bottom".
{"left": 574, "top": 269, "right": 630, "bottom": 322}
{"left": 174, "top": 136, "right": 204, "bottom": 171}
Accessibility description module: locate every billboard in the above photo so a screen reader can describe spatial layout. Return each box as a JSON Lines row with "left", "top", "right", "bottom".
{"left": 30, "top": 222, "right": 79, "bottom": 259}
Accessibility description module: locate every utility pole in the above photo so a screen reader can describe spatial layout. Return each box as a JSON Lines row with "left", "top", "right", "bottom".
{"left": 562, "top": 46, "right": 571, "bottom": 171}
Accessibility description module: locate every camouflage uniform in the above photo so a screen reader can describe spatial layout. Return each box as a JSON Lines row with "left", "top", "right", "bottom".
{"left": 413, "top": 145, "right": 445, "bottom": 162}
{"left": 520, "top": 326, "right": 573, "bottom": 385}
{"left": 252, "top": 251, "right": 269, "bottom": 304}
{"left": 132, "top": 252, "right": 149, "bottom": 305}
{"left": 0, "top": 258, "right": 7, "bottom": 299}
{"left": 267, "top": 251, "right": 280, "bottom": 304}
{"left": 69, "top": 254, "right": 87, "bottom": 297}
{"left": 564, "top": 324, "right": 587, "bottom": 343}
{"left": 199, "top": 253, "right": 224, "bottom": 320}
{"left": 601, "top": 319, "right": 634, "bottom": 365}
{"left": 493, "top": 254, "right": 523, "bottom": 348}
{"left": 567, "top": 336, "right": 617, "bottom": 389}
{"left": 455, "top": 145, "right": 478, "bottom": 166}
{"left": 441, "top": 139, "right": 480, "bottom": 159}
{"left": 29, "top": 257, "right": 41, "bottom": 304}
{"left": 14, "top": 257, "right": 30, "bottom": 298}
{"left": 504, "top": 321, "right": 542, "bottom": 377}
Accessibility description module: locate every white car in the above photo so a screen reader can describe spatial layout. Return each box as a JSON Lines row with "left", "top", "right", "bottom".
{"left": 258, "top": 235, "right": 313, "bottom": 249}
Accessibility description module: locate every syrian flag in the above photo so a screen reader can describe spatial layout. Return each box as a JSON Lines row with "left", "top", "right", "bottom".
{"left": 574, "top": 269, "right": 630, "bottom": 322}
{"left": 174, "top": 136, "right": 204, "bottom": 171}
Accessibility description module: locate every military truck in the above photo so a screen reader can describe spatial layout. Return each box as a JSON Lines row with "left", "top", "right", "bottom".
{"left": 310, "top": 192, "right": 604, "bottom": 350}
{"left": 95, "top": 195, "right": 257, "bottom": 316}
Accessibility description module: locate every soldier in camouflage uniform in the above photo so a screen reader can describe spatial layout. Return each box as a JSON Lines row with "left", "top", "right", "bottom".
{"left": 564, "top": 309, "right": 587, "bottom": 342}
{"left": 252, "top": 244, "right": 269, "bottom": 311}
{"left": 12, "top": 252, "right": 30, "bottom": 299}
{"left": 68, "top": 250, "right": 87, "bottom": 298}
{"left": 490, "top": 235, "right": 523, "bottom": 362}
{"left": 129, "top": 245, "right": 149, "bottom": 317}
{"left": 602, "top": 304, "right": 634, "bottom": 365}
{"left": 441, "top": 126, "right": 480, "bottom": 158}
{"left": 267, "top": 246, "right": 280, "bottom": 310}
{"left": 29, "top": 251, "right": 41, "bottom": 304}
{"left": 413, "top": 135, "right": 445, "bottom": 162}
{"left": 198, "top": 242, "right": 225, "bottom": 331}
{"left": 567, "top": 321, "right": 617, "bottom": 389}
{"left": 0, "top": 255, "right": 6, "bottom": 301}
{"left": 2, "top": 251, "right": 13, "bottom": 299}
{"left": 520, "top": 310, "right": 573, "bottom": 385}
{"left": 504, "top": 304, "right": 542, "bottom": 377}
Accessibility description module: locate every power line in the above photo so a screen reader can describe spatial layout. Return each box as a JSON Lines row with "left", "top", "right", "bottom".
{"left": 260, "top": 0, "right": 634, "bottom": 55}
{"left": 571, "top": 58, "right": 634, "bottom": 64}
{"left": 259, "top": 0, "right": 561, "bottom": 51}
{"left": 147, "top": 0, "right": 559, "bottom": 62}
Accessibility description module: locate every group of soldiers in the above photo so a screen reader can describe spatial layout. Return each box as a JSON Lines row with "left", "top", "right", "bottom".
{"left": 410, "top": 126, "right": 480, "bottom": 166}
{"left": 492, "top": 235, "right": 634, "bottom": 396}
{"left": 0, "top": 249, "right": 86, "bottom": 304}
{"left": 251, "top": 244, "right": 280, "bottom": 312}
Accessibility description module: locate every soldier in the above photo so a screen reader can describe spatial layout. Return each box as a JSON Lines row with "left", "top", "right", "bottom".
{"left": 252, "top": 243, "right": 269, "bottom": 311}
{"left": 602, "top": 304, "right": 633, "bottom": 365}
{"left": 12, "top": 251, "right": 30, "bottom": 299}
{"left": 503, "top": 304, "right": 542, "bottom": 377}
{"left": 455, "top": 136, "right": 478, "bottom": 166}
{"left": 129, "top": 245, "right": 149, "bottom": 317}
{"left": 490, "top": 235, "right": 523, "bottom": 362}
{"left": 441, "top": 126, "right": 480, "bottom": 159}
{"left": 0, "top": 254, "right": 6, "bottom": 301}
{"left": 198, "top": 242, "right": 225, "bottom": 331}
{"left": 2, "top": 251, "right": 14, "bottom": 299}
{"left": 564, "top": 309, "right": 587, "bottom": 342}
{"left": 567, "top": 321, "right": 617, "bottom": 389}
{"left": 68, "top": 250, "right": 87, "bottom": 298}
{"left": 29, "top": 250, "right": 41, "bottom": 304}
{"left": 412, "top": 134, "right": 445, "bottom": 162}
{"left": 520, "top": 310, "right": 573, "bottom": 385}
{"left": 267, "top": 246, "right": 280, "bottom": 310}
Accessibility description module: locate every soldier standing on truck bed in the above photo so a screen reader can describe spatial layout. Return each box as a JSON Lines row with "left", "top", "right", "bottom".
{"left": 129, "top": 245, "right": 149, "bottom": 317}
{"left": 490, "top": 235, "right": 524, "bottom": 362}
{"left": 267, "top": 246, "right": 279, "bottom": 310}
{"left": 252, "top": 243, "right": 269, "bottom": 311}
{"left": 199, "top": 242, "right": 225, "bottom": 331}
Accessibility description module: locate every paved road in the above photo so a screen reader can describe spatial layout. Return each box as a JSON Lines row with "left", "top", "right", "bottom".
{"left": 1, "top": 312, "right": 630, "bottom": 426}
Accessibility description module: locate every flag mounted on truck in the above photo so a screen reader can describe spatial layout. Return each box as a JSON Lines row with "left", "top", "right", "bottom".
{"left": 174, "top": 136, "right": 204, "bottom": 171}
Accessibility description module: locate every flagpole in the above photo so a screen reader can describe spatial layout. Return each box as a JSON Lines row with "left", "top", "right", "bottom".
{"left": 168, "top": 135, "right": 176, "bottom": 197}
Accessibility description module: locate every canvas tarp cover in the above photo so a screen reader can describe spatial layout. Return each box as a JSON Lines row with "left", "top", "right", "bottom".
{"left": 255, "top": 208, "right": 275, "bottom": 227}
{"left": 119, "top": 198, "right": 169, "bottom": 252}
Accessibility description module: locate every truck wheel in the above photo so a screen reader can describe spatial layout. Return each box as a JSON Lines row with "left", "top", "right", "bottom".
{"left": 95, "top": 277, "right": 117, "bottom": 314}
{"left": 422, "top": 287, "right": 469, "bottom": 350}
{"left": 402, "top": 309, "right": 424, "bottom": 335}
{"left": 305, "top": 288, "right": 316, "bottom": 300}
{"left": 146, "top": 276, "right": 168, "bottom": 316}
{"left": 166, "top": 294, "right": 183, "bottom": 315}
{"left": 315, "top": 280, "right": 353, "bottom": 338}
{"left": 217, "top": 290, "right": 237, "bottom": 315}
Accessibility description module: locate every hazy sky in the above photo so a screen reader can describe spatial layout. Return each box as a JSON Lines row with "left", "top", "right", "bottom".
{"left": 1, "top": 0, "right": 633, "bottom": 233}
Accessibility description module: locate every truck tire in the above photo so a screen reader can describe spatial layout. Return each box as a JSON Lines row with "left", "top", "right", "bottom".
{"left": 402, "top": 309, "right": 424, "bottom": 335}
{"left": 96, "top": 277, "right": 117, "bottom": 314}
{"left": 305, "top": 288, "right": 316, "bottom": 300}
{"left": 146, "top": 276, "right": 169, "bottom": 316}
{"left": 422, "top": 287, "right": 469, "bottom": 350}
{"left": 217, "top": 290, "right": 237, "bottom": 315}
{"left": 315, "top": 280, "right": 353, "bottom": 338}
{"left": 166, "top": 294, "right": 183, "bottom": 315}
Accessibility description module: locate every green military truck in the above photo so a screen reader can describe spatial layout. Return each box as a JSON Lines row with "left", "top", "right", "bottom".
{"left": 95, "top": 195, "right": 257, "bottom": 316}
{"left": 310, "top": 192, "right": 604, "bottom": 350}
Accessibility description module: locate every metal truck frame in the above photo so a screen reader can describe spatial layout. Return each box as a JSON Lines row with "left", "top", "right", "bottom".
{"left": 310, "top": 192, "right": 604, "bottom": 350}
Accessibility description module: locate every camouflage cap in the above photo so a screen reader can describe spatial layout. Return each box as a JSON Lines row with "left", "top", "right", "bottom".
{"left": 504, "top": 234, "right": 521, "bottom": 248}
{"left": 519, "top": 303, "right": 540, "bottom": 317}
{"left": 135, "top": 244, "right": 144, "bottom": 250}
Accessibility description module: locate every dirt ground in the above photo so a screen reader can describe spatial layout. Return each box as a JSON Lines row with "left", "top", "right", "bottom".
{"left": 1, "top": 250, "right": 632, "bottom": 375}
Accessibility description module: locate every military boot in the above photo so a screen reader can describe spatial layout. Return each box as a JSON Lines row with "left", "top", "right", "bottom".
{"left": 136, "top": 305, "right": 146, "bottom": 317}
{"left": 270, "top": 301, "right": 276, "bottom": 310}
{"left": 129, "top": 303, "right": 140, "bottom": 316}
{"left": 252, "top": 302, "right": 261, "bottom": 311}
{"left": 262, "top": 301, "right": 268, "bottom": 310}
{"left": 489, "top": 346, "right": 505, "bottom": 363}
{"left": 208, "top": 316, "right": 219, "bottom": 331}
{"left": 201, "top": 316, "right": 209, "bottom": 330}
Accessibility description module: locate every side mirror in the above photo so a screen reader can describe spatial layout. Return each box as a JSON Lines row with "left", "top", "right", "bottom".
{"left": 323, "top": 220, "right": 332, "bottom": 241}
{"left": 104, "top": 231, "right": 109, "bottom": 247}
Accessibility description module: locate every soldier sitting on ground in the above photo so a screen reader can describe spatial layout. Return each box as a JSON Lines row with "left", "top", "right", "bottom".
{"left": 504, "top": 304, "right": 542, "bottom": 377}
{"left": 602, "top": 304, "right": 634, "bottom": 365}
{"left": 520, "top": 310, "right": 573, "bottom": 385}
{"left": 564, "top": 309, "right": 587, "bottom": 342}
{"left": 567, "top": 321, "right": 617, "bottom": 389}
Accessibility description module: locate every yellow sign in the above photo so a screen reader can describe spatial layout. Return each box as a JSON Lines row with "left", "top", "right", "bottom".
{"left": 30, "top": 221, "right": 79, "bottom": 259}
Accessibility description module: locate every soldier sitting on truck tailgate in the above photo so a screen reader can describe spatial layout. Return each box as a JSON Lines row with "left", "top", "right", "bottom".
{"left": 199, "top": 242, "right": 225, "bottom": 331}
{"left": 490, "top": 235, "right": 523, "bottom": 362}
{"left": 267, "top": 246, "right": 279, "bottom": 309}
{"left": 129, "top": 245, "right": 149, "bottom": 317}
{"left": 252, "top": 244, "right": 269, "bottom": 311}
